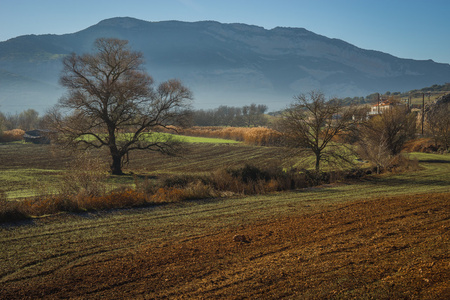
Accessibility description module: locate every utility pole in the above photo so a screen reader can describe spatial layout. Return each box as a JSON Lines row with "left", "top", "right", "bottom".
{"left": 421, "top": 93, "right": 425, "bottom": 135}
{"left": 408, "top": 94, "right": 411, "bottom": 112}
{"left": 377, "top": 93, "right": 380, "bottom": 114}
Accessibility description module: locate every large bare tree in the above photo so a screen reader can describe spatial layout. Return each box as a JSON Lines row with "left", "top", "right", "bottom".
{"left": 50, "top": 38, "right": 192, "bottom": 175}
{"left": 278, "top": 91, "right": 357, "bottom": 172}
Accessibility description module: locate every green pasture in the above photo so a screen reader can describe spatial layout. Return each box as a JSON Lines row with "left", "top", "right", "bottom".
{"left": 0, "top": 169, "right": 62, "bottom": 199}
{"left": 80, "top": 132, "right": 240, "bottom": 144}
{"left": 175, "top": 135, "right": 240, "bottom": 144}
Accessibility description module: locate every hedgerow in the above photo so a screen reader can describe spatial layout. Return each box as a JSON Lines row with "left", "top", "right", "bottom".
{"left": 1, "top": 162, "right": 359, "bottom": 223}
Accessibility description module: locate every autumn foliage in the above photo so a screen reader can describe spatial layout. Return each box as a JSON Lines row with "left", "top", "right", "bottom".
{"left": 166, "top": 126, "right": 282, "bottom": 146}
{"left": 0, "top": 129, "right": 25, "bottom": 142}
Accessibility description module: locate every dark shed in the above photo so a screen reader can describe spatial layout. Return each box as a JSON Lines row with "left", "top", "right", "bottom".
{"left": 23, "top": 129, "right": 52, "bottom": 144}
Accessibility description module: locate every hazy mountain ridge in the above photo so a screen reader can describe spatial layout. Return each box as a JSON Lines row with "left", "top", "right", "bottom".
{"left": 1, "top": 17, "right": 449, "bottom": 113}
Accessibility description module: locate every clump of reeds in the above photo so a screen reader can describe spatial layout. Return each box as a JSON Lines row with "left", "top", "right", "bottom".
{"left": 0, "top": 129, "right": 25, "bottom": 142}
{"left": 159, "top": 126, "right": 282, "bottom": 146}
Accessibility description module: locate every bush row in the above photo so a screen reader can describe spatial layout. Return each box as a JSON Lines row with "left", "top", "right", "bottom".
{"left": 0, "top": 164, "right": 366, "bottom": 223}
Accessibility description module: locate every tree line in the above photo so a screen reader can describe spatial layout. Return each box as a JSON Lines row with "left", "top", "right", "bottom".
{"left": 0, "top": 109, "right": 43, "bottom": 132}
{"left": 192, "top": 103, "right": 268, "bottom": 127}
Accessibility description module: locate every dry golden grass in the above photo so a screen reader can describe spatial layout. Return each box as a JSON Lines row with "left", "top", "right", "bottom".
{"left": 163, "top": 126, "right": 282, "bottom": 146}
{"left": 0, "top": 129, "right": 25, "bottom": 142}
{"left": 403, "top": 138, "right": 440, "bottom": 153}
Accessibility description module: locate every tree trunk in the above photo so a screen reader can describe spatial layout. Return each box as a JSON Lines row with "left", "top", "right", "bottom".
{"left": 315, "top": 152, "right": 321, "bottom": 172}
{"left": 110, "top": 153, "right": 123, "bottom": 175}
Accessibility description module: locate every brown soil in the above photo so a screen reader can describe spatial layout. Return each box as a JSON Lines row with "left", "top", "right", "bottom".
{"left": 1, "top": 192, "right": 449, "bottom": 299}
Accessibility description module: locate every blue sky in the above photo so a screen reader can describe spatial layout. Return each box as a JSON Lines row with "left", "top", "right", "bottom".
{"left": 1, "top": 0, "right": 450, "bottom": 64}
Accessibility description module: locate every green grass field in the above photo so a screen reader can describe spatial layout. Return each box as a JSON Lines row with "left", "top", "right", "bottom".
{"left": 80, "top": 132, "right": 241, "bottom": 144}
{"left": 175, "top": 134, "right": 240, "bottom": 144}
{"left": 0, "top": 135, "right": 241, "bottom": 199}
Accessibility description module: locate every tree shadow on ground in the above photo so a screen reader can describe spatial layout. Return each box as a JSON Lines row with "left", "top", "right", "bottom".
{"left": 418, "top": 159, "right": 450, "bottom": 164}
{"left": 365, "top": 176, "right": 450, "bottom": 188}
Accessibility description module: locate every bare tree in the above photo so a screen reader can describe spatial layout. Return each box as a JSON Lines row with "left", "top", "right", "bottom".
{"left": 242, "top": 104, "right": 268, "bottom": 127}
{"left": 373, "top": 106, "right": 416, "bottom": 156}
{"left": 426, "top": 100, "right": 450, "bottom": 151}
{"left": 357, "top": 106, "right": 416, "bottom": 173}
{"left": 0, "top": 111, "right": 4, "bottom": 134}
{"left": 357, "top": 123, "right": 392, "bottom": 174}
{"left": 49, "top": 38, "right": 192, "bottom": 175}
{"left": 17, "top": 109, "right": 40, "bottom": 131}
{"left": 278, "top": 91, "right": 356, "bottom": 172}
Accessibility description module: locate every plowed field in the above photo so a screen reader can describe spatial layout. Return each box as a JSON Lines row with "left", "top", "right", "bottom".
{"left": 1, "top": 192, "right": 449, "bottom": 299}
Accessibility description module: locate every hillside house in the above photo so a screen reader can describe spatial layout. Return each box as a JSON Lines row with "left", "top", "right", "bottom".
{"left": 368, "top": 99, "right": 406, "bottom": 116}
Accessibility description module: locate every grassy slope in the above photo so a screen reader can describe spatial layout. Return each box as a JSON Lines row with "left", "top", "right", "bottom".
{"left": 0, "top": 150, "right": 449, "bottom": 298}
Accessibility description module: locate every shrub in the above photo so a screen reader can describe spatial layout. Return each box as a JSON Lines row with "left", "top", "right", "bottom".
{"left": 0, "top": 192, "right": 30, "bottom": 223}
{"left": 209, "top": 164, "right": 310, "bottom": 195}
{"left": 75, "top": 190, "right": 147, "bottom": 211}
{"left": 0, "top": 129, "right": 25, "bottom": 142}
{"left": 150, "top": 180, "right": 216, "bottom": 203}
{"left": 227, "top": 164, "right": 271, "bottom": 183}
{"left": 387, "top": 155, "right": 420, "bottom": 173}
{"left": 161, "top": 174, "right": 208, "bottom": 188}
{"left": 20, "top": 196, "right": 68, "bottom": 216}
{"left": 59, "top": 153, "right": 108, "bottom": 197}
{"left": 181, "top": 181, "right": 216, "bottom": 199}
{"left": 303, "top": 170, "right": 330, "bottom": 186}
{"left": 150, "top": 187, "right": 186, "bottom": 203}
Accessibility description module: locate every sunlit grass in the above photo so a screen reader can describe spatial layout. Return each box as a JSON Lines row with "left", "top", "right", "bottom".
{"left": 80, "top": 132, "right": 240, "bottom": 144}
{"left": 173, "top": 135, "right": 240, "bottom": 144}
{"left": 0, "top": 169, "right": 62, "bottom": 199}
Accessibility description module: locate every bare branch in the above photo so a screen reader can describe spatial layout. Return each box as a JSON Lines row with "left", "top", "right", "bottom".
{"left": 278, "top": 91, "right": 357, "bottom": 172}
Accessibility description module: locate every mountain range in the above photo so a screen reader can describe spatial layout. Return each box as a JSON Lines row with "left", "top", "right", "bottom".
{"left": 1, "top": 17, "right": 450, "bottom": 114}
